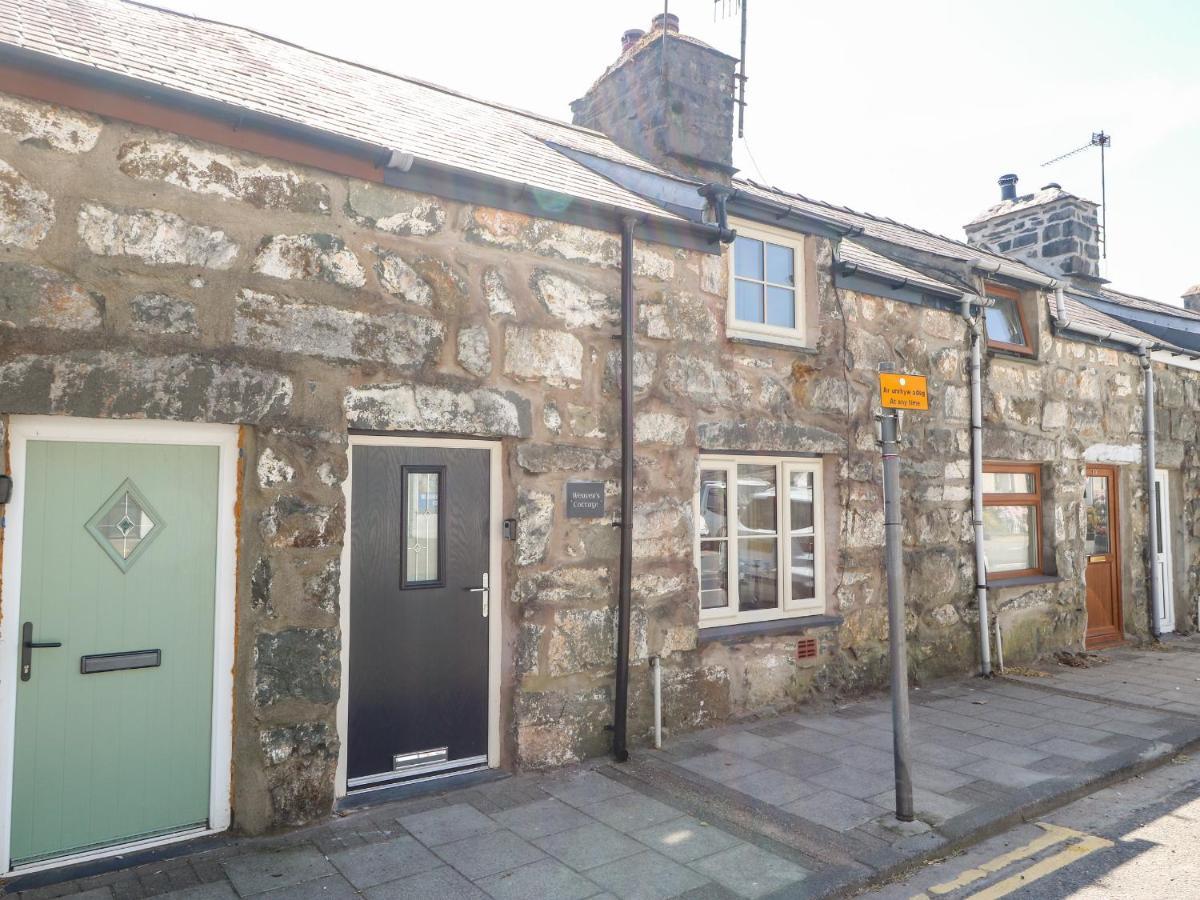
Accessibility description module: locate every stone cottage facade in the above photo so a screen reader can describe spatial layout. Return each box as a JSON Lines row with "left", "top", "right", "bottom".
{"left": 0, "top": 0, "right": 1197, "bottom": 870}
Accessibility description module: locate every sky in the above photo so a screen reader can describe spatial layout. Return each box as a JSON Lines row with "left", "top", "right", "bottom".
{"left": 149, "top": 0, "right": 1200, "bottom": 305}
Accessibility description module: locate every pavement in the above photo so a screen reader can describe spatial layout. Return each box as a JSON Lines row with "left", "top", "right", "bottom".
{"left": 860, "top": 705, "right": 1200, "bottom": 897}
{"left": 8, "top": 636, "right": 1200, "bottom": 900}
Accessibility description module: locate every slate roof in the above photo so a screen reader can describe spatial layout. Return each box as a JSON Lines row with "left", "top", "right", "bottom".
{"left": 966, "top": 185, "right": 1091, "bottom": 226}
{"left": 734, "top": 178, "right": 1028, "bottom": 273}
{"left": 0, "top": 0, "right": 683, "bottom": 222}
{"left": 837, "top": 241, "right": 960, "bottom": 298}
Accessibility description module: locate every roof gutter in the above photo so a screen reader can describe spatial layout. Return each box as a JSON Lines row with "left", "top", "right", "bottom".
{"left": 970, "top": 257, "right": 1059, "bottom": 290}
{"left": 1054, "top": 287, "right": 1152, "bottom": 350}
{"left": 726, "top": 188, "right": 861, "bottom": 241}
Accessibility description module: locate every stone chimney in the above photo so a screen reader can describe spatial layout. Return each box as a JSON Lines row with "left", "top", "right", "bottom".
{"left": 1183, "top": 285, "right": 1200, "bottom": 313}
{"left": 964, "top": 175, "right": 1102, "bottom": 281}
{"left": 571, "top": 13, "right": 738, "bottom": 183}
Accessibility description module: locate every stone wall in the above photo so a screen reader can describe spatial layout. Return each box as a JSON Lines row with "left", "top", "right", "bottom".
{"left": 1, "top": 89, "right": 1198, "bottom": 835}
{"left": 965, "top": 189, "right": 1102, "bottom": 281}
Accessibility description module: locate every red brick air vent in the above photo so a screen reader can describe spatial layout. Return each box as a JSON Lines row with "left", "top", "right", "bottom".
{"left": 796, "top": 637, "right": 818, "bottom": 660}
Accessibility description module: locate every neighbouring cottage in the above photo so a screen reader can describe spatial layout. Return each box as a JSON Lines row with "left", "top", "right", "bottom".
{"left": 0, "top": 0, "right": 1197, "bottom": 872}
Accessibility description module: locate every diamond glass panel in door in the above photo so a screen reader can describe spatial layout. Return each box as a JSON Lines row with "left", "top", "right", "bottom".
{"left": 1085, "top": 475, "right": 1111, "bottom": 556}
{"left": 698, "top": 468, "right": 730, "bottom": 610}
{"left": 736, "top": 463, "right": 778, "bottom": 611}
{"left": 788, "top": 470, "right": 816, "bottom": 603}
{"left": 85, "top": 478, "right": 163, "bottom": 571}
{"left": 404, "top": 471, "right": 440, "bottom": 586}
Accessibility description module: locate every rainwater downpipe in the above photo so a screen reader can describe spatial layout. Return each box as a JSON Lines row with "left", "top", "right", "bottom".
{"left": 961, "top": 291, "right": 992, "bottom": 677}
{"left": 613, "top": 215, "right": 639, "bottom": 762}
{"left": 1141, "top": 348, "right": 1162, "bottom": 640}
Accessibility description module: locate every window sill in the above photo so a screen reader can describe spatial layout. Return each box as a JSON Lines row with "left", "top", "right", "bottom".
{"left": 727, "top": 330, "right": 816, "bottom": 353}
{"left": 986, "top": 347, "right": 1040, "bottom": 364}
{"left": 986, "top": 574, "right": 1064, "bottom": 590}
{"left": 698, "top": 614, "right": 843, "bottom": 645}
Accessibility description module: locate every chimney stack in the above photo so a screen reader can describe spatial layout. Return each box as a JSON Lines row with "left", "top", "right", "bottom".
{"left": 572, "top": 13, "right": 738, "bottom": 183}
{"left": 964, "top": 175, "right": 1101, "bottom": 282}
{"left": 1183, "top": 285, "right": 1200, "bottom": 313}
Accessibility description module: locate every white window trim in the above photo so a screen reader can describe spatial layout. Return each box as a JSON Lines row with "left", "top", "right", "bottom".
{"left": 696, "top": 454, "right": 825, "bottom": 628}
{"left": 727, "top": 218, "right": 808, "bottom": 348}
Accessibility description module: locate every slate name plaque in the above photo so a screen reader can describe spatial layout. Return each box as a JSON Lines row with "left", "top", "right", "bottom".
{"left": 566, "top": 481, "right": 606, "bottom": 518}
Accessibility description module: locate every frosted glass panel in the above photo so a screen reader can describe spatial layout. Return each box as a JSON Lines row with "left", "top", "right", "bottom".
{"left": 405, "top": 471, "right": 440, "bottom": 584}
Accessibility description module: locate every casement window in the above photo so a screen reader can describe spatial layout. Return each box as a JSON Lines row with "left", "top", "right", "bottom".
{"left": 696, "top": 455, "right": 825, "bottom": 626}
{"left": 728, "top": 221, "right": 807, "bottom": 347}
{"left": 982, "top": 463, "right": 1043, "bottom": 579}
{"left": 984, "top": 283, "right": 1034, "bottom": 356}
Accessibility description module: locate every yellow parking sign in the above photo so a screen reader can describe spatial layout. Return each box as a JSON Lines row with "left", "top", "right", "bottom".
{"left": 879, "top": 372, "right": 929, "bottom": 410}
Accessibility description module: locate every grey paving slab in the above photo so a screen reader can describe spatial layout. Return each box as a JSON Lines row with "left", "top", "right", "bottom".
{"left": 807, "top": 765, "right": 896, "bottom": 800}
{"left": 910, "top": 743, "right": 983, "bottom": 770}
{"left": 223, "top": 846, "right": 336, "bottom": 896}
{"left": 398, "top": 802, "right": 500, "bottom": 846}
{"left": 542, "top": 770, "right": 635, "bottom": 807}
{"left": 824, "top": 744, "right": 894, "bottom": 773}
{"left": 157, "top": 884, "right": 239, "bottom": 900}
{"left": 260, "top": 874, "right": 359, "bottom": 899}
{"left": 581, "top": 792, "right": 683, "bottom": 833}
{"left": 783, "top": 789, "right": 887, "bottom": 832}
{"left": 1034, "top": 737, "right": 1119, "bottom": 762}
{"left": 1094, "top": 718, "right": 1171, "bottom": 739}
{"left": 631, "top": 816, "right": 742, "bottom": 863}
{"left": 756, "top": 746, "right": 840, "bottom": 779}
{"left": 848, "top": 728, "right": 895, "bottom": 750}
{"left": 1034, "top": 722, "right": 1114, "bottom": 744}
{"left": 476, "top": 858, "right": 600, "bottom": 900}
{"left": 533, "top": 822, "right": 645, "bottom": 870}
{"left": 363, "top": 865, "right": 487, "bottom": 899}
{"left": 909, "top": 764, "right": 978, "bottom": 793}
{"left": 689, "top": 843, "right": 809, "bottom": 899}
{"left": 958, "top": 759, "right": 1053, "bottom": 788}
{"left": 724, "top": 767, "right": 817, "bottom": 805}
{"left": 867, "top": 788, "right": 973, "bottom": 825}
{"left": 585, "top": 849, "right": 710, "bottom": 900}
{"left": 772, "top": 726, "right": 848, "bottom": 754}
{"left": 708, "top": 731, "right": 785, "bottom": 758}
{"left": 963, "top": 738, "right": 1049, "bottom": 767}
{"left": 678, "top": 752, "right": 767, "bottom": 783}
{"left": 491, "top": 796, "right": 593, "bottom": 839}
{"left": 798, "top": 715, "right": 867, "bottom": 736}
{"left": 433, "top": 829, "right": 545, "bottom": 880}
{"left": 329, "top": 835, "right": 442, "bottom": 889}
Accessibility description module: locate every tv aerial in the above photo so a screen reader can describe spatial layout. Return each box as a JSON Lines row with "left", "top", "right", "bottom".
{"left": 1042, "top": 131, "right": 1111, "bottom": 259}
{"left": 713, "top": 0, "right": 749, "bottom": 137}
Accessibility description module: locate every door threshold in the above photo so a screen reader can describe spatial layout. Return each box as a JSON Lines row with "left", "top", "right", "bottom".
{"left": 5, "top": 825, "right": 225, "bottom": 886}
{"left": 337, "top": 765, "right": 506, "bottom": 812}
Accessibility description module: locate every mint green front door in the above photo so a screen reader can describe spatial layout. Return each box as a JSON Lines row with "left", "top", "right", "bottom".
{"left": 11, "top": 440, "right": 219, "bottom": 866}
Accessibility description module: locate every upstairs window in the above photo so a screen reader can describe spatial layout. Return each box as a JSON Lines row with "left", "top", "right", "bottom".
{"left": 728, "top": 222, "right": 807, "bottom": 347}
{"left": 984, "top": 283, "right": 1033, "bottom": 356}
{"left": 697, "top": 455, "right": 824, "bottom": 626}
{"left": 982, "top": 462, "right": 1043, "bottom": 579}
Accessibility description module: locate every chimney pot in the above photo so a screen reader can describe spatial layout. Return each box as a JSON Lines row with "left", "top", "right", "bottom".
{"left": 998, "top": 173, "right": 1019, "bottom": 202}
{"left": 1042, "top": 182, "right": 1061, "bottom": 191}
{"left": 621, "top": 28, "right": 645, "bottom": 52}
{"left": 651, "top": 12, "right": 680, "bottom": 33}
{"left": 1183, "top": 284, "right": 1200, "bottom": 313}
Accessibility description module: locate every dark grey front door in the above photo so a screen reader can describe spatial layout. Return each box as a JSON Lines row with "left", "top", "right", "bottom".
{"left": 348, "top": 444, "right": 490, "bottom": 787}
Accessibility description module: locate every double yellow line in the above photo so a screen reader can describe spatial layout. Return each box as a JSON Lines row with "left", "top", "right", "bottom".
{"left": 911, "top": 822, "right": 1114, "bottom": 899}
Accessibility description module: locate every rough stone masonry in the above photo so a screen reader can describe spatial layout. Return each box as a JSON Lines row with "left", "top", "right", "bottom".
{"left": 1, "top": 88, "right": 1198, "bottom": 836}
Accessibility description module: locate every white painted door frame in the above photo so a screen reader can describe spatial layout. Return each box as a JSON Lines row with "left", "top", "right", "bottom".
{"left": 335, "top": 434, "right": 502, "bottom": 797}
{"left": 0, "top": 416, "right": 239, "bottom": 873}
{"left": 1153, "top": 468, "right": 1175, "bottom": 634}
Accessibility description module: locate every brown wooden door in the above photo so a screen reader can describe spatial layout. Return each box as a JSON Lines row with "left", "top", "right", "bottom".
{"left": 1084, "top": 465, "right": 1123, "bottom": 648}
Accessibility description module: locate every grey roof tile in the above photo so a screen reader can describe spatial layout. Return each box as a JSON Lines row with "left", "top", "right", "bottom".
{"left": 0, "top": 0, "right": 682, "bottom": 221}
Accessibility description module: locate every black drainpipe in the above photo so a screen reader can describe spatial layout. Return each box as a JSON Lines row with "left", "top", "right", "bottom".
{"left": 613, "top": 215, "right": 638, "bottom": 762}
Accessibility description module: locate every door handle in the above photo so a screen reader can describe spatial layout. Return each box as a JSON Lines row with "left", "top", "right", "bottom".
{"left": 465, "top": 573, "right": 489, "bottom": 617}
{"left": 20, "top": 621, "right": 62, "bottom": 682}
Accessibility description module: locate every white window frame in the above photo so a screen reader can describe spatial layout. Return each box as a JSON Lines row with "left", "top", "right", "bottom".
{"left": 696, "top": 454, "right": 825, "bottom": 627}
{"left": 727, "top": 218, "right": 808, "bottom": 348}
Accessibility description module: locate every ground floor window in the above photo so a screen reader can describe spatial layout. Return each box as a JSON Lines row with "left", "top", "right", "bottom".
{"left": 696, "top": 455, "right": 824, "bottom": 626}
{"left": 982, "top": 462, "right": 1043, "bottom": 578}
